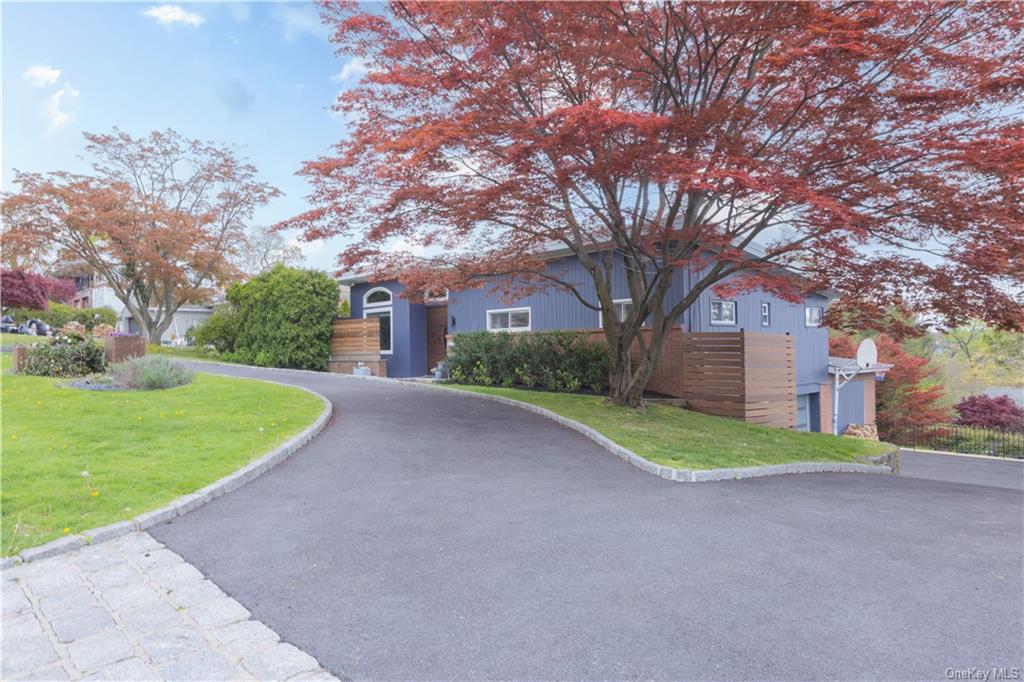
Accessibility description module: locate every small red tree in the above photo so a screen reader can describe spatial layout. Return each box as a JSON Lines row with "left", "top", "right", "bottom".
{"left": 831, "top": 333, "right": 949, "bottom": 440}
{"left": 2, "top": 129, "right": 280, "bottom": 342}
{"left": 288, "top": 2, "right": 1024, "bottom": 406}
{"left": 0, "top": 270, "right": 50, "bottom": 310}
{"left": 954, "top": 394, "right": 1024, "bottom": 433}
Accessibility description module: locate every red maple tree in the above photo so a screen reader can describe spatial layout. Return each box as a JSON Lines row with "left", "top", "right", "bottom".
{"left": 2, "top": 129, "right": 280, "bottom": 342}
{"left": 0, "top": 270, "right": 76, "bottom": 310}
{"left": 954, "top": 394, "right": 1024, "bottom": 433}
{"left": 289, "top": 2, "right": 1024, "bottom": 405}
{"left": 831, "top": 333, "right": 949, "bottom": 439}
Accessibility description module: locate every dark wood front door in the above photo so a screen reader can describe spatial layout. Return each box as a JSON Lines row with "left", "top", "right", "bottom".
{"left": 426, "top": 305, "right": 448, "bottom": 372}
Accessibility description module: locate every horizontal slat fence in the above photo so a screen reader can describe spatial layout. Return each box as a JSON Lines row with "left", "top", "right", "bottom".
{"left": 330, "top": 318, "right": 380, "bottom": 357}
{"left": 679, "top": 331, "right": 796, "bottom": 428}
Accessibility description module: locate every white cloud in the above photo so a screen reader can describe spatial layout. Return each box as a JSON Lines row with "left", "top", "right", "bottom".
{"left": 332, "top": 57, "right": 368, "bottom": 83}
{"left": 143, "top": 4, "right": 205, "bottom": 28}
{"left": 42, "top": 83, "right": 79, "bottom": 132}
{"left": 22, "top": 64, "right": 61, "bottom": 88}
{"left": 271, "top": 4, "right": 327, "bottom": 42}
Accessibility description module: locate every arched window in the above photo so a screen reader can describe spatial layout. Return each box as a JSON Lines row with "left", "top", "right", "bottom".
{"left": 364, "top": 288, "right": 392, "bottom": 307}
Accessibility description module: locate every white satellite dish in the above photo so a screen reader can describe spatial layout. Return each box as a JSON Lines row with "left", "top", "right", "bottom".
{"left": 856, "top": 338, "right": 877, "bottom": 369}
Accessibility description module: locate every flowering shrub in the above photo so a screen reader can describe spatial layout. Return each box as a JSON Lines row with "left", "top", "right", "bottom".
{"left": 23, "top": 340, "right": 106, "bottom": 377}
{"left": 91, "top": 323, "right": 116, "bottom": 337}
{"left": 111, "top": 355, "right": 194, "bottom": 390}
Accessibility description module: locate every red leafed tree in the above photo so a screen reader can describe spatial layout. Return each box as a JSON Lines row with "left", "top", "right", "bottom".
{"left": 288, "top": 2, "right": 1024, "bottom": 406}
{"left": 2, "top": 129, "right": 280, "bottom": 342}
{"left": 954, "top": 394, "right": 1024, "bottom": 433}
{"left": 831, "top": 334, "right": 949, "bottom": 439}
{"left": 0, "top": 270, "right": 76, "bottom": 310}
{"left": 0, "top": 270, "right": 50, "bottom": 310}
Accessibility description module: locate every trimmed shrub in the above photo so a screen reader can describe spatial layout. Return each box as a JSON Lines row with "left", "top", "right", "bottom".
{"left": 190, "top": 307, "right": 239, "bottom": 353}
{"left": 111, "top": 355, "right": 194, "bottom": 390}
{"left": 23, "top": 339, "right": 106, "bottom": 377}
{"left": 226, "top": 265, "right": 339, "bottom": 370}
{"left": 448, "top": 331, "right": 610, "bottom": 393}
{"left": 8, "top": 303, "right": 117, "bottom": 331}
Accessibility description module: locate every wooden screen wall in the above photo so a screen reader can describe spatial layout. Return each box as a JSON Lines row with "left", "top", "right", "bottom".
{"left": 679, "top": 331, "right": 796, "bottom": 428}
{"left": 330, "top": 318, "right": 380, "bottom": 358}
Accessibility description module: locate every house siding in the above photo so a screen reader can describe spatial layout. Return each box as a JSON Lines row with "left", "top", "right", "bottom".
{"left": 350, "top": 280, "right": 427, "bottom": 378}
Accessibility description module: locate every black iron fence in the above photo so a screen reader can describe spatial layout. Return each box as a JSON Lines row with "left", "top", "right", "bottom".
{"left": 891, "top": 424, "right": 1024, "bottom": 459}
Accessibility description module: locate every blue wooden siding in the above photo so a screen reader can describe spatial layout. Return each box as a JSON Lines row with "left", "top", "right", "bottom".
{"left": 350, "top": 280, "right": 427, "bottom": 378}
{"left": 447, "top": 255, "right": 829, "bottom": 390}
{"left": 836, "top": 379, "right": 866, "bottom": 434}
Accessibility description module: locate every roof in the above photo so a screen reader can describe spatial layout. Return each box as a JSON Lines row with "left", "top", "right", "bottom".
{"left": 828, "top": 356, "right": 893, "bottom": 376}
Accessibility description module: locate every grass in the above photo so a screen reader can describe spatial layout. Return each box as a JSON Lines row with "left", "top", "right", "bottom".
{"left": 1, "top": 333, "right": 52, "bottom": 346}
{"left": 0, "top": 355, "right": 324, "bottom": 556}
{"left": 147, "top": 344, "right": 232, "bottom": 362}
{"left": 445, "top": 384, "right": 894, "bottom": 470}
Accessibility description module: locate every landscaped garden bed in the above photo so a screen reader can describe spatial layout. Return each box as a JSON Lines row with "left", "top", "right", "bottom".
{"left": 1, "top": 354, "right": 323, "bottom": 556}
{"left": 444, "top": 384, "right": 895, "bottom": 471}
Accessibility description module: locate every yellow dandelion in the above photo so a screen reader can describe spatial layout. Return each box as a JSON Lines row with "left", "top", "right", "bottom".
{"left": 10, "top": 435, "right": 16, "bottom": 441}
{"left": 63, "top": 527, "right": 71, "bottom": 534}
{"left": 90, "top": 490, "right": 99, "bottom": 497}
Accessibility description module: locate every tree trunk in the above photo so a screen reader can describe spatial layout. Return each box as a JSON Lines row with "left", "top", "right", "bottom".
{"left": 605, "top": 325, "right": 668, "bottom": 408}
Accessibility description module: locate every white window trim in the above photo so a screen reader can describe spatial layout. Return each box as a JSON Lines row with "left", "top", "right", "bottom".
{"left": 598, "top": 298, "right": 636, "bottom": 327}
{"left": 805, "top": 306, "right": 824, "bottom": 327}
{"left": 710, "top": 299, "right": 737, "bottom": 326}
{"left": 363, "top": 286, "right": 393, "bottom": 309}
{"left": 360, "top": 286, "right": 391, "bottom": 352}
{"left": 761, "top": 301, "right": 771, "bottom": 327}
{"left": 486, "top": 306, "right": 531, "bottom": 333}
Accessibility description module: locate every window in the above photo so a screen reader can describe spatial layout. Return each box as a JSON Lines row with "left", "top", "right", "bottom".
{"left": 487, "top": 307, "right": 531, "bottom": 332}
{"left": 805, "top": 306, "right": 824, "bottom": 327}
{"left": 364, "top": 287, "right": 392, "bottom": 306}
{"left": 599, "top": 299, "right": 634, "bottom": 326}
{"left": 365, "top": 309, "right": 392, "bottom": 353}
{"left": 795, "top": 394, "right": 810, "bottom": 432}
{"left": 761, "top": 302, "right": 771, "bottom": 327}
{"left": 363, "top": 286, "right": 393, "bottom": 354}
{"left": 710, "top": 300, "right": 737, "bottom": 326}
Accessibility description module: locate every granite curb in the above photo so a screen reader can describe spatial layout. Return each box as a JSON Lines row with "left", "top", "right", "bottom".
{"left": 329, "top": 372, "right": 898, "bottom": 484}
{"left": 4, "top": 380, "right": 332, "bottom": 568}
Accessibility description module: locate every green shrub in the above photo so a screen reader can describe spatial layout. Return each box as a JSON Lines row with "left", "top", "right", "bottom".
{"left": 228, "top": 265, "right": 338, "bottom": 370}
{"left": 23, "top": 339, "right": 106, "bottom": 377}
{"left": 447, "top": 331, "right": 610, "bottom": 393}
{"left": 8, "top": 303, "right": 117, "bottom": 331}
{"left": 111, "top": 355, "right": 194, "bottom": 390}
{"left": 190, "top": 307, "right": 239, "bottom": 352}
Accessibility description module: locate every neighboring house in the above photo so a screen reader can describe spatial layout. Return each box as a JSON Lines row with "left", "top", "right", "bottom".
{"left": 70, "top": 276, "right": 213, "bottom": 344}
{"left": 338, "top": 248, "right": 883, "bottom": 434}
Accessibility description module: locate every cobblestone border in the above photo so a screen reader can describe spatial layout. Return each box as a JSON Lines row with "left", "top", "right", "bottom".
{"left": 3, "top": 380, "right": 332, "bottom": 569}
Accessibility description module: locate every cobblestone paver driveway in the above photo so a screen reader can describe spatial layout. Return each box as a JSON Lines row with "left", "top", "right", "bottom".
{"left": 1, "top": 532, "right": 335, "bottom": 681}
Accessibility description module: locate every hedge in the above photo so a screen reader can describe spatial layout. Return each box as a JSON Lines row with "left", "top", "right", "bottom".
{"left": 23, "top": 339, "right": 106, "bottom": 377}
{"left": 448, "top": 330, "right": 610, "bottom": 393}
{"left": 7, "top": 303, "right": 118, "bottom": 331}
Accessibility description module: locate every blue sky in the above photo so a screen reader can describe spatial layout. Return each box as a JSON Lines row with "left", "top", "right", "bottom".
{"left": 2, "top": 1, "right": 365, "bottom": 270}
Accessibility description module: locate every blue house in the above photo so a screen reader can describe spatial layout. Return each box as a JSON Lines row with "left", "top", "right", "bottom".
{"left": 338, "top": 249, "right": 881, "bottom": 434}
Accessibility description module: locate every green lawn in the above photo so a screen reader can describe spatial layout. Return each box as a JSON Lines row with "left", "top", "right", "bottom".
{"left": 1, "top": 359, "right": 323, "bottom": 556}
{"left": 445, "top": 385, "right": 893, "bottom": 470}
{"left": 1, "top": 333, "right": 52, "bottom": 346}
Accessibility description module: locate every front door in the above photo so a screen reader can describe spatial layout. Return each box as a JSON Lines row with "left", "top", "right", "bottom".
{"left": 426, "top": 306, "right": 448, "bottom": 372}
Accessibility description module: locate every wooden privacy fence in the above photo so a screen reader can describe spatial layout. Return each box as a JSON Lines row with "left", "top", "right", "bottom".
{"left": 330, "top": 318, "right": 380, "bottom": 358}
{"left": 679, "top": 331, "right": 796, "bottom": 428}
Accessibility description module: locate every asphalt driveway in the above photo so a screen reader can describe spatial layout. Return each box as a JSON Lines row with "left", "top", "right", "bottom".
{"left": 152, "top": 364, "right": 1024, "bottom": 680}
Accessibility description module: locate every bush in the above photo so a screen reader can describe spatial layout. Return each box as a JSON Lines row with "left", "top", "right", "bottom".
{"left": 955, "top": 394, "right": 1024, "bottom": 433}
{"left": 227, "top": 265, "right": 339, "bottom": 370}
{"left": 447, "top": 331, "right": 610, "bottom": 393}
{"left": 111, "top": 355, "right": 194, "bottom": 390}
{"left": 7, "top": 303, "right": 117, "bottom": 331}
{"left": 190, "top": 307, "right": 239, "bottom": 352}
{"left": 23, "top": 339, "right": 106, "bottom": 377}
